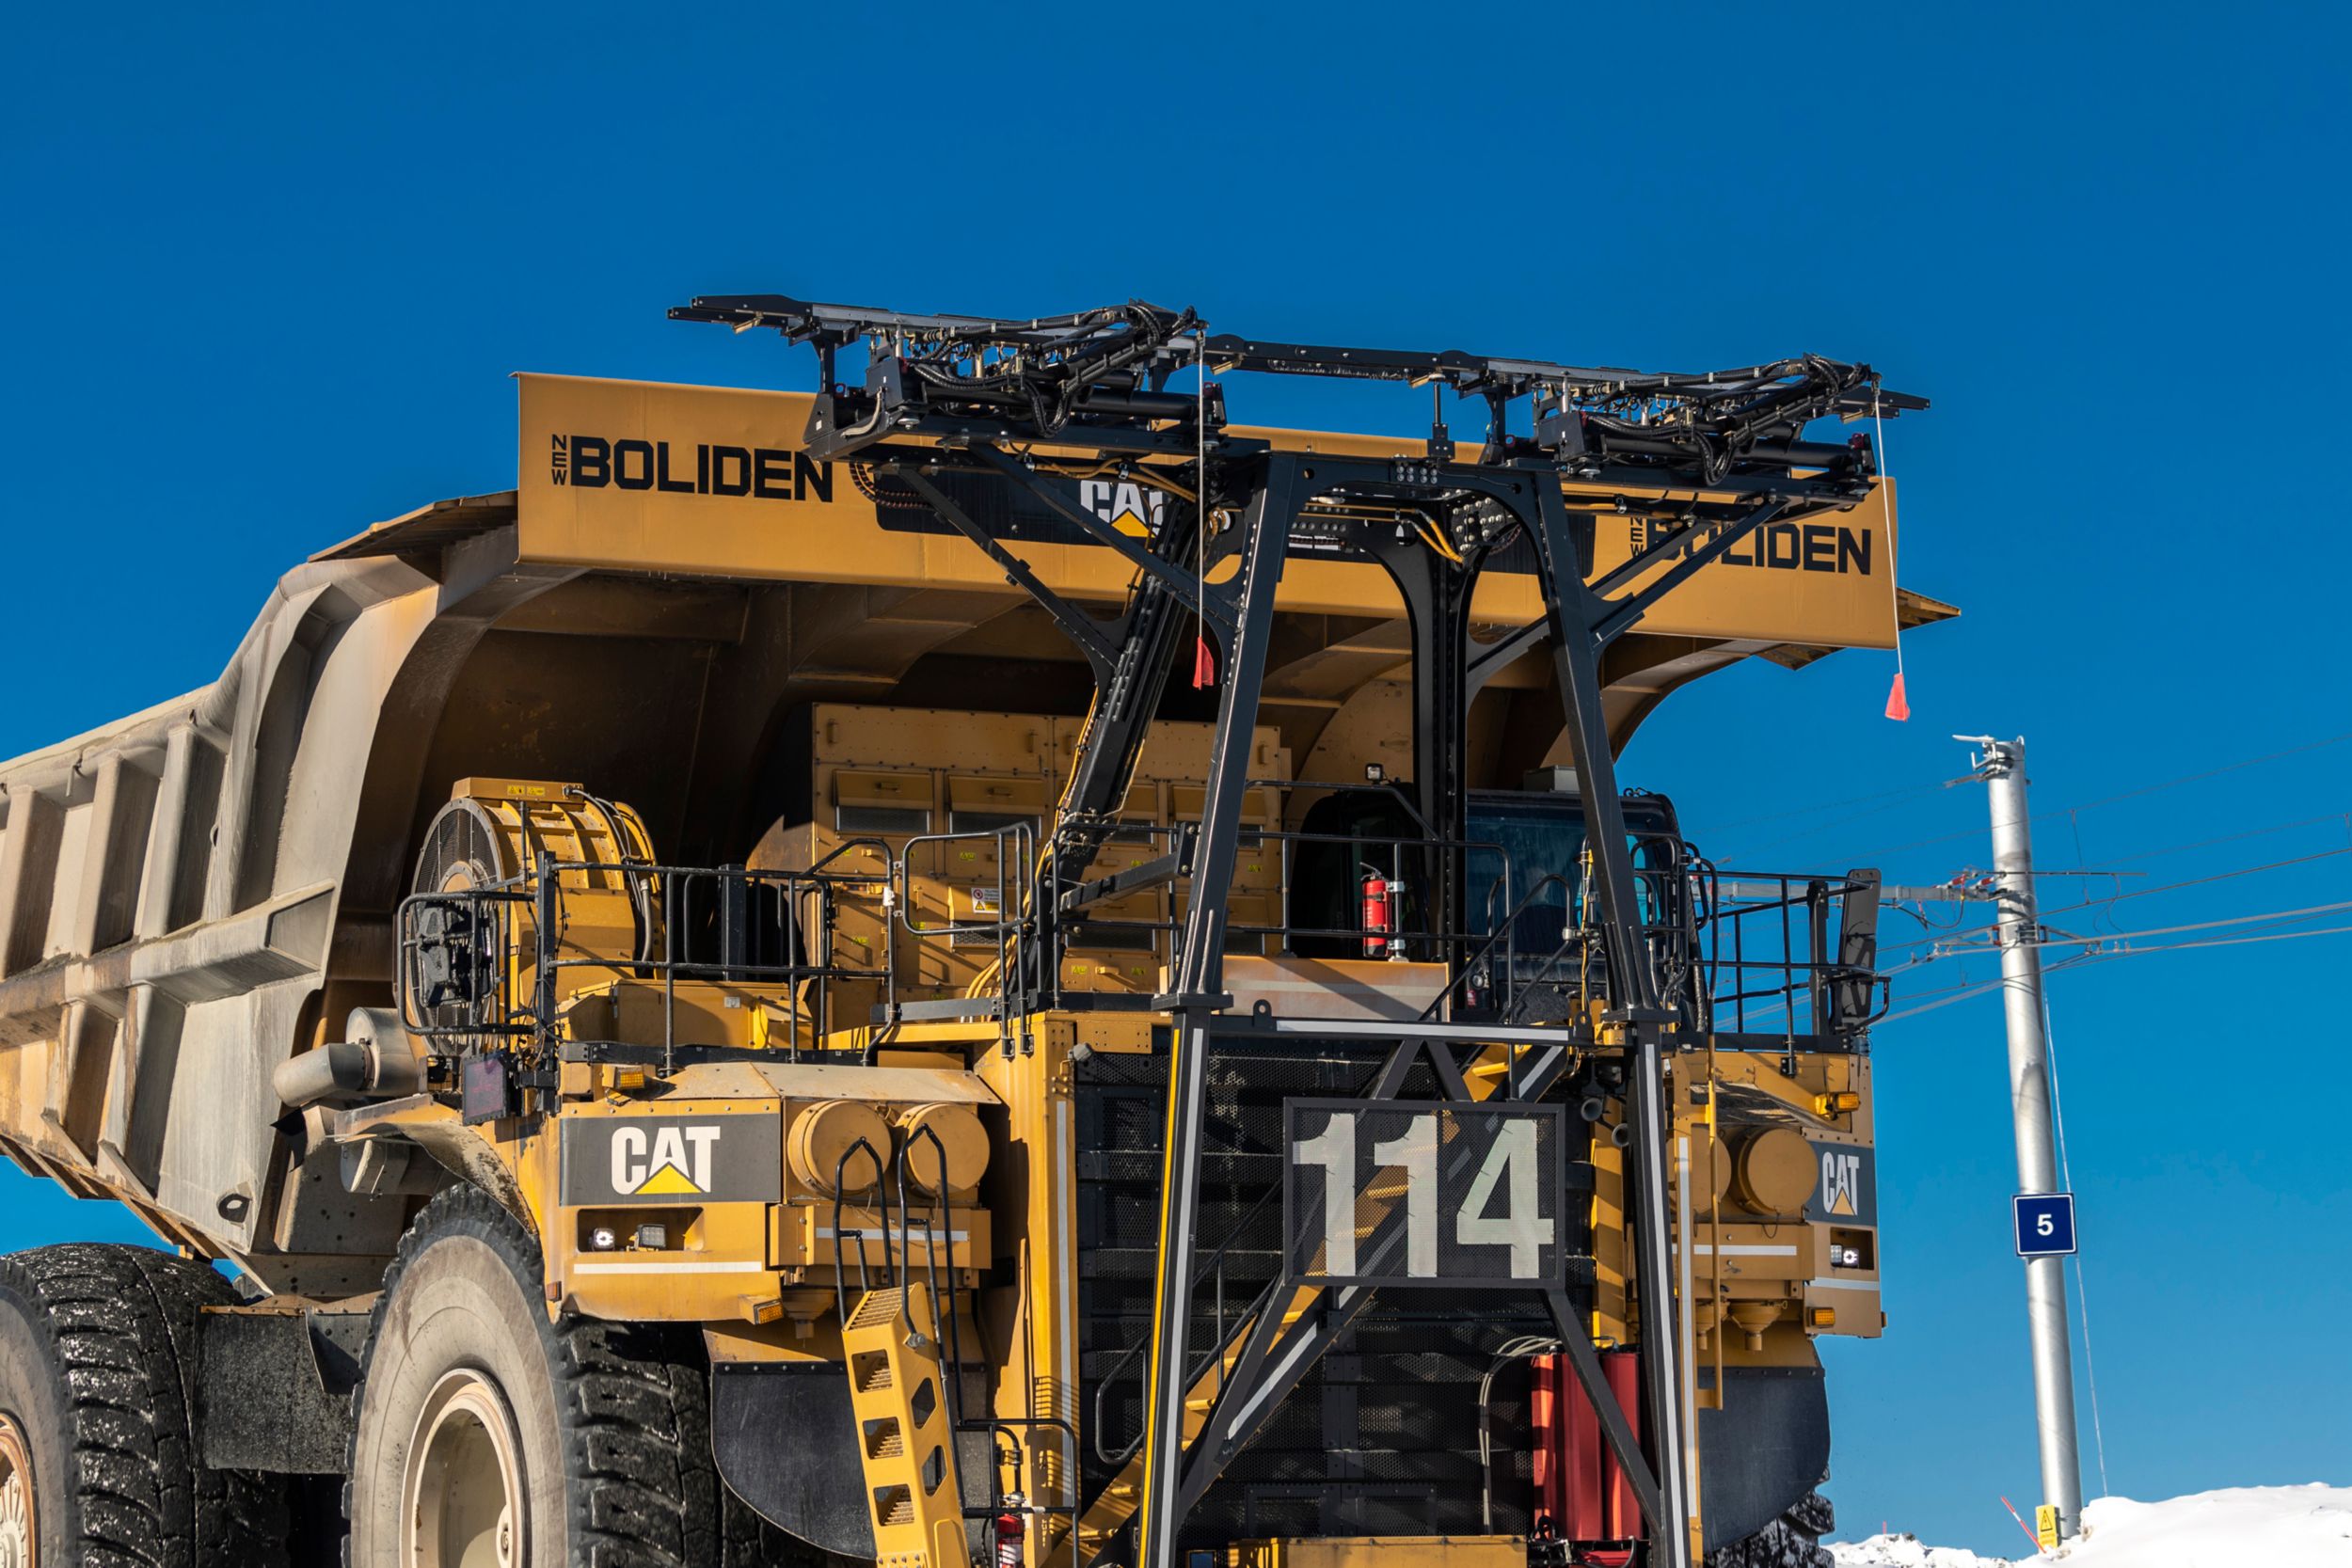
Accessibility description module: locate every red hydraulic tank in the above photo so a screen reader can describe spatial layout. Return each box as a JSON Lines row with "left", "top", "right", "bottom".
{"left": 1530, "top": 1348, "right": 1645, "bottom": 1559}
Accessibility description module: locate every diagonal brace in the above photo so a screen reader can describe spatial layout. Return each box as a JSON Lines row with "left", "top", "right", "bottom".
{"left": 963, "top": 443, "right": 1236, "bottom": 635}
{"left": 885, "top": 462, "right": 1120, "bottom": 675}
{"left": 1590, "top": 499, "right": 1789, "bottom": 646}
{"left": 1467, "top": 497, "right": 1793, "bottom": 688}
{"left": 1543, "top": 1287, "right": 1667, "bottom": 1528}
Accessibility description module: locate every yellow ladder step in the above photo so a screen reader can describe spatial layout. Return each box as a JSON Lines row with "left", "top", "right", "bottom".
{"left": 839, "top": 1285, "right": 966, "bottom": 1568}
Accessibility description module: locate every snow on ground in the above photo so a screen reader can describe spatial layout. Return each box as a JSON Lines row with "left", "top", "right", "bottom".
{"left": 1831, "top": 1484, "right": 2352, "bottom": 1568}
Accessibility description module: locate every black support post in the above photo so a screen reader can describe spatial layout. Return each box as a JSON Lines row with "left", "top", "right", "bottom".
{"left": 1136, "top": 458, "right": 1304, "bottom": 1568}
{"left": 1524, "top": 484, "right": 1697, "bottom": 1568}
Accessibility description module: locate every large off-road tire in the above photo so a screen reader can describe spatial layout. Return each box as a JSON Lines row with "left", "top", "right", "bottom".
{"left": 344, "top": 1185, "right": 806, "bottom": 1568}
{"left": 0, "top": 1242, "right": 288, "bottom": 1567}
{"left": 1707, "top": 1487, "right": 1836, "bottom": 1568}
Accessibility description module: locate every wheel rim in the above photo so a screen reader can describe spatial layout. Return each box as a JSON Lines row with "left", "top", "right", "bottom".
{"left": 0, "top": 1413, "right": 34, "bottom": 1568}
{"left": 402, "top": 1370, "right": 526, "bottom": 1568}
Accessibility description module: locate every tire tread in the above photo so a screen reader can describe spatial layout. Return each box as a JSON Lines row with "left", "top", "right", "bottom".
{"left": 0, "top": 1242, "right": 288, "bottom": 1566}
{"left": 349, "top": 1185, "right": 790, "bottom": 1567}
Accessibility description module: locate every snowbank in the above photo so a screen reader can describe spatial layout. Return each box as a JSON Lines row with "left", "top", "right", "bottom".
{"left": 1831, "top": 1484, "right": 2351, "bottom": 1568}
{"left": 1830, "top": 1532, "right": 2012, "bottom": 1568}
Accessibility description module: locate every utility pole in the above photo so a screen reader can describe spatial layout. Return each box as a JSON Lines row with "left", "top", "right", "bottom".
{"left": 1960, "top": 736, "right": 2086, "bottom": 1541}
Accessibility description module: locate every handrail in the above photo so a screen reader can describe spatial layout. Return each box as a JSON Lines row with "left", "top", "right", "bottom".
{"left": 828, "top": 1136, "right": 890, "bottom": 1329}
{"left": 397, "top": 852, "right": 893, "bottom": 1066}
{"left": 399, "top": 822, "right": 1885, "bottom": 1062}
{"left": 1090, "top": 1179, "right": 1285, "bottom": 1466}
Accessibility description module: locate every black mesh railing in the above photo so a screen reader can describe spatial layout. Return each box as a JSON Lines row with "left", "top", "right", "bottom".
{"left": 396, "top": 849, "right": 895, "bottom": 1069}
{"left": 1688, "top": 861, "right": 1884, "bottom": 1044}
{"left": 397, "top": 815, "right": 1883, "bottom": 1053}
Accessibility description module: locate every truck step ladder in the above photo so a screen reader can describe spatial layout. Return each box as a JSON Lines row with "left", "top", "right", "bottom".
{"left": 842, "top": 1280, "right": 969, "bottom": 1568}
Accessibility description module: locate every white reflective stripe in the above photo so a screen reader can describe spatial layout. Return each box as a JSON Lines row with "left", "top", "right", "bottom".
{"left": 1692, "top": 1244, "right": 1801, "bottom": 1257}
{"left": 813, "top": 1227, "right": 971, "bottom": 1242}
{"left": 572, "top": 1259, "right": 768, "bottom": 1275}
{"left": 1804, "top": 1276, "right": 1881, "bottom": 1291}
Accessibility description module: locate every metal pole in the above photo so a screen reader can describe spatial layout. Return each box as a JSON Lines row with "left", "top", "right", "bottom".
{"left": 1137, "top": 466, "right": 1299, "bottom": 1568}
{"left": 1528, "top": 490, "right": 1694, "bottom": 1568}
{"left": 1963, "top": 735, "right": 2085, "bottom": 1539}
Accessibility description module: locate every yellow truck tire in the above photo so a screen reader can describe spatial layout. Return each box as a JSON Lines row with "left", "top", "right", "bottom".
{"left": 342, "top": 1186, "right": 807, "bottom": 1568}
{"left": 0, "top": 1243, "right": 289, "bottom": 1567}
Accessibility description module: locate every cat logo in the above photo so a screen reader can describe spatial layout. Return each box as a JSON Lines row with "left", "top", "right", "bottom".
{"left": 1820, "top": 1149, "right": 1864, "bottom": 1217}
{"left": 1078, "top": 478, "right": 1168, "bottom": 539}
{"left": 612, "top": 1124, "right": 722, "bottom": 1196}
{"left": 1803, "top": 1141, "right": 1875, "bottom": 1226}
{"left": 560, "top": 1114, "right": 783, "bottom": 1207}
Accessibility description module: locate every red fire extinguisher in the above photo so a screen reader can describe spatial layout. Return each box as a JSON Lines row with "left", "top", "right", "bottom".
{"left": 1360, "top": 865, "right": 1394, "bottom": 958}
{"left": 994, "top": 1495, "right": 1026, "bottom": 1567}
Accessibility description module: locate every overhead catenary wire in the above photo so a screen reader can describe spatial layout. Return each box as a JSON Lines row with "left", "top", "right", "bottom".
{"left": 1876, "top": 923, "right": 2352, "bottom": 1022}
{"left": 2041, "top": 921, "right": 2352, "bottom": 958}
{"left": 2038, "top": 810, "right": 2352, "bottom": 875}
{"left": 1870, "top": 872, "right": 2352, "bottom": 964}
{"left": 1850, "top": 818, "right": 2350, "bottom": 966}
{"left": 1734, "top": 816, "right": 2352, "bottom": 1026}
{"left": 2029, "top": 845, "right": 2352, "bottom": 923}
{"left": 1859, "top": 740, "right": 2346, "bottom": 1522}
{"left": 1933, "top": 895, "right": 2352, "bottom": 960}
{"left": 1878, "top": 951, "right": 2106, "bottom": 1022}
{"left": 1881, "top": 898, "right": 2352, "bottom": 973}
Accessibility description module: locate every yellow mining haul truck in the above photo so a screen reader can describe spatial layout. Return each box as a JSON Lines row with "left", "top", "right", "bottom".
{"left": 0, "top": 296, "right": 1941, "bottom": 1568}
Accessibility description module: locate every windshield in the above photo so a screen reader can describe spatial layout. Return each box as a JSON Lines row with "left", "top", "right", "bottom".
{"left": 1282, "top": 786, "right": 1681, "bottom": 964}
{"left": 1467, "top": 794, "right": 1679, "bottom": 966}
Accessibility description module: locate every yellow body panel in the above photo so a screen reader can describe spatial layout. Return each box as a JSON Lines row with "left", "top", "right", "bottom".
{"left": 511, "top": 373, "right": 1899, "bottom": 648}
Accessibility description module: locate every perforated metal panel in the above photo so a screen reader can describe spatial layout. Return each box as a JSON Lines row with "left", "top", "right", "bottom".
{"left": 1073, "top": 1033, "right": 1595, "bottom": 1546}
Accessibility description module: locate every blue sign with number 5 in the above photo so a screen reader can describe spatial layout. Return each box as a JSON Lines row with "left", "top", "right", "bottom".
{"left": 2012, "top": 1193, "right": 2077, "bottom": 1258}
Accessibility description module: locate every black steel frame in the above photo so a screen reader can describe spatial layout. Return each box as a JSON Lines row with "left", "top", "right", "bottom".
{"left": 677, "top": 293, "right": 1920, "bottom": 1568}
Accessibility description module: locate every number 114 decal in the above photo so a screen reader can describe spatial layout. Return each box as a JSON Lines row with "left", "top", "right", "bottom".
{"left": 1283, "top": 1101, "right": 1566, "bottom": 1289}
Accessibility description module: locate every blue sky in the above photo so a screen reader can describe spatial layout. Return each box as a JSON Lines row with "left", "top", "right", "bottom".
{"left": 3, "top": 2, "right": 2345, "bottom": 1553}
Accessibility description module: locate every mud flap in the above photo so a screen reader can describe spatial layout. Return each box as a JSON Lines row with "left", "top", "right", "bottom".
{"left": 196, "top": 1306, "right": 369, "bottom": 1474}
{"left": 711, "top": 1360, "right": 876, "bottom": 1558}
{"left": 1696, "top": 1364, "right": 1830, "bottom": 1554}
